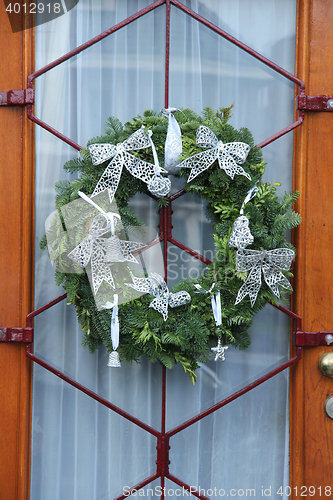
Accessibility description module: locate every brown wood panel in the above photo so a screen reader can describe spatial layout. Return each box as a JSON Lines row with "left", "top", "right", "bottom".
{"left": 291, "top": 0, "right": 333, "bottom": 495}
{"left": 0, "top": 5, "right": 34, "bottom": 500}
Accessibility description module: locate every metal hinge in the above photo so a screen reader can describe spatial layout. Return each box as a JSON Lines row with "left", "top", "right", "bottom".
{"left": 296, "top": 94, "right": 333, "bottom": 111}
{"left": 0, "top": 327, "right": 33, "bottom": 342}
{"left": 0, "top": 89, "right": 34, "bottom": 106}
{"left": 294, "top": 331, "right": 333, "bottom": 347}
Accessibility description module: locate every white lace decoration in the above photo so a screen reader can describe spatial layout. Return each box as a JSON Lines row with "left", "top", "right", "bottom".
{"left": 126, "top": 272, "right": 191, "bottom": 321}
{"left": 228, "top": 216, "right": 254, "bottom": 250}
{"left": 146, "top": 130, "right": 171, "bottom": 197}
{"left": 89, "top": 126, "right": 169, "bottom": 202}
{"left": 161, "top": 107, "right": 182, "bottom": 174}
{"left": 228, "top": 186, "right": 258, "bottom": 249}
{"left": 178, "top": 125, "right": 251, "bottom": 182}
{"left": 67, "top": 193, "right": 144, "bottom": 294}
{"left": 102, "top": 295, "right": 121, "bottom": 368}
{"left": 211, "top": 339, "right": 229, "bottom": 361}
{"left": 235, "top": 248, "right": 295, "bottom": 307}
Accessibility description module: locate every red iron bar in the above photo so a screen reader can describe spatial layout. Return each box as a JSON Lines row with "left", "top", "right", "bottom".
{"left": 25, "top": 296, "right": 302, "bottom": 500}
{"left": 0, "top": 89, "right": 34, "bottom": 106}
{"left": 26, "top": 0, "right": 305, "bottom": 151}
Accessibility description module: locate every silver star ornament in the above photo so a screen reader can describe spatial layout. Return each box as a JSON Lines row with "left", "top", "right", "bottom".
{"left": 211, "top": 339, "right": 229, "bottom": 361}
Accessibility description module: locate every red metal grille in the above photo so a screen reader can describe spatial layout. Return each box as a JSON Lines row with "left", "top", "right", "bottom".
{"left": 26, "top": 1, "right": 306, "bottom": 498}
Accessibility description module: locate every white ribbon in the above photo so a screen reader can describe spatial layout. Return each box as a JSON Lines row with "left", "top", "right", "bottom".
{"left": 211, "top": 291, "right": 222, "bottom": 327}
{"left": 194, "top": 283, "right": 222, "bottom": 326}
{"left": 161, "top": 107, "right": 182, "bottom": 174}
{"left": 147, "top": 130, "right": 161, "bottom": 175}
{"left": 102, "top": 294, "right": 119, "bottom": 351}
{"left": 78, "top": 191, "right": 120, "bottom": 235}
{"left": 240, "top": 185, "right": 258, "bottom": 215}
{"left": 68, "top": 193, "right": 144, "bottom": 294}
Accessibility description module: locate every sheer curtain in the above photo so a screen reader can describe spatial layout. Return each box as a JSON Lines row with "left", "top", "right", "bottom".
{"left": 32, "top": 1, "right": 297, "bottom": 498}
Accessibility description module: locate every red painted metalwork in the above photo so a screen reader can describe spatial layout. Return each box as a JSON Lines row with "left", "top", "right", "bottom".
{"left": 24, "top": 294, "right": 302, "bottom": 500}
{"left": 295, "top": 331, "right": 333, "bottom": 346}
{"left": 26, "top": 0, "right": 306, "bottom": 151}
{"left": 165, "top": 0, "right": 171, "bottom": 109}
{"left": 296, "top": 94, "right": 333, "bottom": 111}
{"left": 23, "top": 2, "right": 313, "bottom": 498}
{"left": 0, "top": 327, "right": 33, "bottom": 342}
{"left": 0, "top": 89, "right": 34, "bottom": 106}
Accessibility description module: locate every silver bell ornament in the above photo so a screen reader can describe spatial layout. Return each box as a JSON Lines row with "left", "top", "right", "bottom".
{"left": 228, "top": 186, "right": 258, "bottom": 250}
{"left": 104, "top": 235, "right": 128, "bottom": 263}
{"left": 107, "top": 351, "right": 121, "bottom": 367}
{"left": 228, "top": 215, "right": 254, "bottom": 250}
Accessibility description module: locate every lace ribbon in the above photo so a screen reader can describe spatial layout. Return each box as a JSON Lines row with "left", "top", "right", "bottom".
{"left": 235, "top": 248, "right": 295, "bottom": 306}
{"left": 178, "top": 125, "right": 251, "bottom": 182}
{"left": 67, "top": 192, "right": 144, "bottom": 294}
{"left": 88, "top": 126, "right": 169, "bottom": 201}
{"left": 126, "top": 272, "right": 191, "bottom": 321}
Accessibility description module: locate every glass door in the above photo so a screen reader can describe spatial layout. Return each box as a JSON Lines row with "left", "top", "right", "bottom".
{"left": 31, "top": 1, "right": 297, "bottom": 498}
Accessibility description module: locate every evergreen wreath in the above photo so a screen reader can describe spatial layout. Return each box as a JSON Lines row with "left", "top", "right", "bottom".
{"left": 41, "top": 106, "right": 301, "bottom": 383}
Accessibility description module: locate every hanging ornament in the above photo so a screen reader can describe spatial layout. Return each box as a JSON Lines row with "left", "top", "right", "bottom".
{"left": 211, "top": 339, "right": 229, "bottom": 361}
{"left": 126, "top": 272, "right": 191, "bottom": 321}
{"left": 102, "top": 295, "right": 121, "bottom": 367}
{"left": 178, "top": 125, "right": 251, "bottom": 182}
{"left": 67, "top": 192, "right": 145, "bottom": 294}
{"left": 235, "top": 248, "right": 295, "bottom": 307}
{"left": 228, "top": 186, "right": 258, "bottom": 250}
{"left": 161, "top": 107, "right": 182, "bottom": 174}
{"left": 88, "top": 126, "right": 170, "bottom": 202}
{"left": 194, "top": 283, "right": 222, "bottom": 327}
{"left": 228, "top": 216, "right": 254, "bottom": 250}
{"left": 146, "top": 130, "right": 172, "bottom": 197}
{"left": 195, "top": 283, "right": 228, "bottom": 361}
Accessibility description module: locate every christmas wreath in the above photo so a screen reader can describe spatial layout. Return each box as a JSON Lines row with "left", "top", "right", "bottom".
{"left": 41, "top": 106, "right": 301, "bottom": 383}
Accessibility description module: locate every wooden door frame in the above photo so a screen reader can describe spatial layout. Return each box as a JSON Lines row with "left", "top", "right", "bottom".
{"left": 0, "top": 7, "right": 34, "bottom": 500}
{"left": 291, "top": 0, "right": 333, "bottom": 494}
{"left": 1, "top": 1, "right": 333, "bottom": 498}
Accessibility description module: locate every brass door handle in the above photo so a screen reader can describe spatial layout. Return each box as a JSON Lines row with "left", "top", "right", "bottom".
{"left": 318, "top": 353, "right": 333, "bottom": 377}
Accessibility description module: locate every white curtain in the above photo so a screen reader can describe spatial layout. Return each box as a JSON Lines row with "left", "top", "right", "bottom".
{"left": 32, "top": 1, "right": 297, "bottom": 498}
